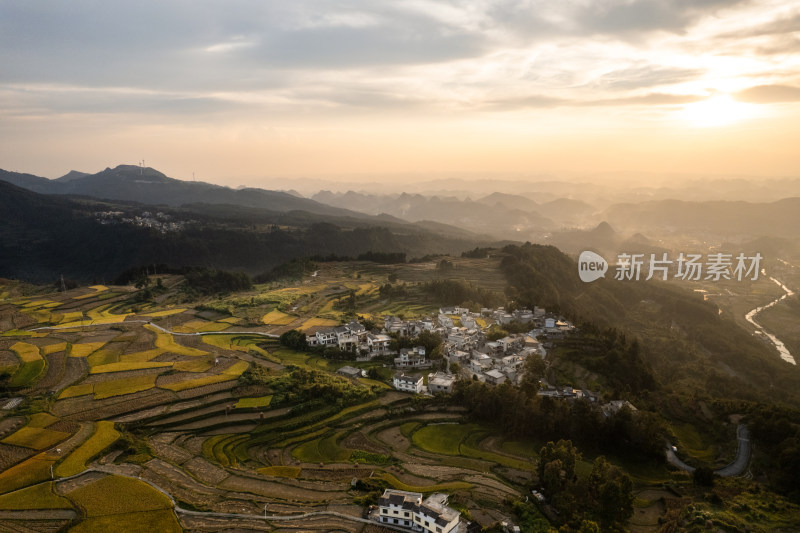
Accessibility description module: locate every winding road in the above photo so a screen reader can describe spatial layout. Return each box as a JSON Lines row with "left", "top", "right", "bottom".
{"left": 665, "top": 424, "right": 750, "bottom": 477}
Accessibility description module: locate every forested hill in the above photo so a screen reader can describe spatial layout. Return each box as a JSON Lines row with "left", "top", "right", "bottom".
{"left": 0, "top": 180, "right": 487, "bottom": 283}
{"left": 499, "top": 243, "right": 800, "bottom": 406}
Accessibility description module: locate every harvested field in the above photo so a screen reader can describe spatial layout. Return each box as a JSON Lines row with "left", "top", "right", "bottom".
{"left": 0, "top": 443, "right": 34, "bottom": 472}
{"left": 33, "top": 352, "right": 67, "bottom": 391}
{"left": 182, "top": 456, "right": 229, "bottom": 485}
{"left": 219, "top": 474, "right": 350, "bottom": 503}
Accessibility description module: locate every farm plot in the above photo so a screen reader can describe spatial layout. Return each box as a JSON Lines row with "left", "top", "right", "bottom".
{"left": 411, "top": 423, "right": 474, "bottom": 455}
{"left": 261, "top": 309, "right": 296, "bottom": 325}
{"left": 292, "top": 430, "right": 352, "bottom": 463}
{"left": 299, "top": 317, "right": 340, "bottom": 330}
{"left": 0, "top": 481, "right": 73, "bottom": 510}
{"left": 8, "top": 341, "right": 46, "bottom": 387}
{"left": 138, "top": 308, "right": 187, "bottom": 318}
{"left": 172, "top": 320, "right": 230, "bottom": 333}
{"left": 59, "top": 374, "right": 159, "bottom": 400}
{"left": 159, "top": 360, "right": 249, "bottom": 392}
{"left": 64, "top": 474, "right": 181, "bottom": 533}
{"left": 58, "top": 304, "right": 132, "bottom": 327}
{"left": 376, "top": 472, "right": 473, "bottom": 494}
{"left": 2, "top": 426, "right": 70, "bottom": 451}
{"left": 257, "top": 466, "right": 301, "bottom": 478}
{"left": 235, "top": 395, "right": 273, "bottom": 408}
{"left": 69, "top": 342, "right": 106, "bottom": 358}
{"left": 0, "top": 452, "right": 59, "bottom": 494}
{"left": 55, "top": 421, "right": 120, "bottom": 477}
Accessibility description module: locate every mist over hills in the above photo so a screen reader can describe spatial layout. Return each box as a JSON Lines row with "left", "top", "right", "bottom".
{"left": 0, "top": 178, "right": 492, "bottom": 283}
{"left": 3, "top": 163, "right": 800, "bottom": 280}
{"left": 0, "top": 165, "right": 380, "bottom": 220}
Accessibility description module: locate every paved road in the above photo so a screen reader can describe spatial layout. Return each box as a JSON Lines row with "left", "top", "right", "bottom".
{"left": 665, "top": 424, "right": 750, "bottom": 477}
{"left": 715, "top": 425, "right": 750, "bottom": 477}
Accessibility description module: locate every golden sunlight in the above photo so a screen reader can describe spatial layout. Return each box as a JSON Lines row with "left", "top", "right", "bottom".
{"left": 678, "top": 94, "right": 760, "bottom": 128}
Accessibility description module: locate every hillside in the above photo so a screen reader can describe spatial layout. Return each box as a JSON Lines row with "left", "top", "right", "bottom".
{"left": 500, "top": 243, "right": 800, "bottom": 406}
{"left": 0, "top": 180, "right": 490, "bottom": 283}
{"left": 1, "top": 165, "right": 389, "bottom": 220}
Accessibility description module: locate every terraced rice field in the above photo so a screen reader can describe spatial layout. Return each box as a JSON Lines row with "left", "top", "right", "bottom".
{"left": 0, "top": 274, "right": 537, "bottom": 531}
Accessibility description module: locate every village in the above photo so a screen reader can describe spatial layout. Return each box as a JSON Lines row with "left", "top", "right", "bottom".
{"left": 303, "top": 305, "right": 591, "bottom": 400}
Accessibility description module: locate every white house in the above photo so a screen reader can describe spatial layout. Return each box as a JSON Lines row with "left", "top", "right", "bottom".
{"left": 378, "top": 489, "right": 421, "bottom": 528}
{"left": 484, "top": 369, "right": 507, "bottom": 385}
{"left": 415, "top": 493, "right": 461, "bottom": 533}
{"left": 365, "top": 333, "right": 392, "bottom": 355}
{"left": 395, "top": 346, "right": 428, "bottom": 368}
{"left": 393, "top": 373, "right": 423, "bottom": 394}
{"left": 427, "top": 372, "right": 456, "bottom": 394}
{"left": 377, "top": 489, "right": 461, "bottom": 533}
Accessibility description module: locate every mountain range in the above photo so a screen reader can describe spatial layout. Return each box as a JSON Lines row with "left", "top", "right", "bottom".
{"left": 0, "top": 169, "right": 495, "bottom": 283}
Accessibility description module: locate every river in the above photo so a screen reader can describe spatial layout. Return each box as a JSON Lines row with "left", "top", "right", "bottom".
{"left": 744, "top": 268, "right": 795, "bottom": 365}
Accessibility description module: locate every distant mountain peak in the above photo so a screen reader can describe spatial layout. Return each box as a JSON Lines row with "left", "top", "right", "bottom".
{"left": 57, "top": 170, "right": 90, "bottom": 182}
{"left": 592, "top": 221, "right": 616, "bottom": 238}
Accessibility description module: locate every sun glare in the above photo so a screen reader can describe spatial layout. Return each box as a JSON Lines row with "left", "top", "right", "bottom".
{"left": 678, "top": 94, "right": 758, "bottom": 128}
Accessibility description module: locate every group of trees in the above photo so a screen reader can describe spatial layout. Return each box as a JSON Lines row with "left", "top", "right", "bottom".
{"left": 535, "top": 440, "right": 634, "bottom": 531}
{"left": 451, "top": 379, "right": 666, "bottom": 462}
{"left": 421, "top": 279, "right": 503, "bottom": 308}
{"left": 183, "top": 268, "right": 252, "bottom": 294}
{"left": 748, "top": 405, "right": 800, "bottom": 499}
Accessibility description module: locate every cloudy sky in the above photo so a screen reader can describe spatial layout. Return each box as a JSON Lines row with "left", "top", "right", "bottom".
{"left": 1, "top": 0, "right": 799, "bottom": 185}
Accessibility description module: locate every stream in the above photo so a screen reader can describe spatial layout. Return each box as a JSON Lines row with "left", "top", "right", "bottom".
{"left": 744, "top": 268, "right": 795, "bottom": 365}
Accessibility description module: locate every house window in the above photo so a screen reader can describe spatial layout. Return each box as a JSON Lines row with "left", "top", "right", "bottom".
{"left": 381, "top": 508, "right": 387, "bottom": 514}
{"left": 393, "top": 510, "right": 398, "bottom": 514}
{"left": 437, "top": 528, "right": 442, "bottom": 533}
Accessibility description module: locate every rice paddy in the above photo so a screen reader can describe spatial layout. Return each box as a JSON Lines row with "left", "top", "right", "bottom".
{"left": 55, "top": 421, "right": 120, "bottom": 477}
{"left": 261, "top": 309, "right": 296, "bottom": 325}
{"left": 0, "top": 268, "right": 555, "bottom": 531}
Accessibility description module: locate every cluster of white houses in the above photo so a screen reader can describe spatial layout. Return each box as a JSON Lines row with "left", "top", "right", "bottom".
{"left": 311, "top": 306, "right": 575, "bottom": 394}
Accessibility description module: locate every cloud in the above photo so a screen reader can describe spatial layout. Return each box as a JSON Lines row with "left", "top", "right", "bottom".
{"left": 592, "top": 65, "right": 705, "bottom": 90}
{"left": 483, "top": 91, "right": 702, "bottom": 111}
{"left": 736, "top": 85, "right": 800, "bottom": 103}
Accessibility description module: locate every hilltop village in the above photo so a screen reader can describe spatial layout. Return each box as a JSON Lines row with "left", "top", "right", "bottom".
{"left": 304, "top": 306, "right": 578, "bottom": 398}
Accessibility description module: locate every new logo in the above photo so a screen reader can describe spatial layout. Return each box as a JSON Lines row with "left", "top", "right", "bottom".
{"left": 578, "top": 251, "right": 608, "bottom": 283}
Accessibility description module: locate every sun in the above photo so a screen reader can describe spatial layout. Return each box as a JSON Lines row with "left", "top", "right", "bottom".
{"left": 678, "top": 94, "right": 758, "bottom": 128}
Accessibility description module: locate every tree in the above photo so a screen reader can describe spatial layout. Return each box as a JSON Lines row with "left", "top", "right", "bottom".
{"left": 134, "top": 273, "right": 151, "bottom": 289}
{"left": 538, "top": 440, "right": 580, "bottom": 495}
{"left": 279, "top": 329, "right": 309, "bottom": 351}
{"left": 520, "top": 355, "right": 546, "bottom": 395}
{"left": 415, "top": 331, "right": 443, "bottom": 359}
{"left": 588, "top": 456, "right": 634, "bottom": 530}
{"left": 597, "top": 473, "right": 634, "bottom": 530}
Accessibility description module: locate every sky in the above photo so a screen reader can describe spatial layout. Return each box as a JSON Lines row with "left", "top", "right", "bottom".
{"left": 1, "top": 0, "right": 799, "bottom": 186}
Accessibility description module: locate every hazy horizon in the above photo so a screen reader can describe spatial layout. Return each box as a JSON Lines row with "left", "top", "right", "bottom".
{"left": 2, "top": 1, "right": 800, "bottom": 184}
